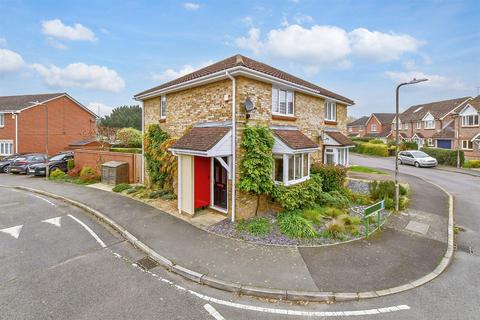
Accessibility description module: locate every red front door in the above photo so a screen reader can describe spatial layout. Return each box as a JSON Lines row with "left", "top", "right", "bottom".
{"left": 194, "top": 156, "right": 210, "bottom": 209}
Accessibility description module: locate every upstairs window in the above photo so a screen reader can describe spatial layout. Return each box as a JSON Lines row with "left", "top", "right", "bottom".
{"left": 325, "top": 101, "right": 336, "bottom": 121}
{"left": 0, "top": 113, "right": 4, "bottom": 127}
{"left": 424, "top": 120, "right": 435, "bottom": 129}
{"left": 371, "top": 124, "right": 377, "bottom": 132}
{"left": 416, "top": 121, "right": 421, "bottom": 129}
{"left": 160, "top": 95, "right": 167, "bottom": 119}
{"left": 272, "top": 87, "right": 294, "bottom": 116}
{"left": 404, "top": 123, "right": 408, "bottom": 130}
{"left": 462, "top": 114, "right": 479, "bottom": 127}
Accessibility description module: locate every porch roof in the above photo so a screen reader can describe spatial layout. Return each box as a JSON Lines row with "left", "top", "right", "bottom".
{"left": 273, "top": 129, "right": 318, "bottom": 150}
{"left": 323, "top": 131, "right": 354, "bottom": 146}
{"left": 170, "top": 126, "right": 231, "bottom": 155}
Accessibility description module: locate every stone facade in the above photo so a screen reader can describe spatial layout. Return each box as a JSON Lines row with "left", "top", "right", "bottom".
{"left": 143, "top": 76, "right": 349, "bottom": 219}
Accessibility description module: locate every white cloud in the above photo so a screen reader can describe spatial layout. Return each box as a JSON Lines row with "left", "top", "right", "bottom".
{"left": 241, "top": 16, "right": 254, "bottom": 27}
{"left": 31, "top": 62, "right": 125, "bottom": 92}
{"left": 46, "top": 38, "right": 68, "bottom": 50}
{"left": 41, "top": 19, "right": 96, "bottom": 41}
{"left": 183, "top": 2, "right": 200, "bottom": 10}
{"left": 0, "top": 38, "right": 7, "bottom": 47}
{"left": 151, "top": 60, "right": 214, "bottom": 82}
{"left": 234, "top": 24, "right": 423, "bottom": 72}
{"left": 0, "top": 48, "right": 25, "bottom": 74}
{"left": 293, "top": 14, "right": 314, "bottom": 25}
{"left": 87, "top": 102, "right": 114, "bottom": 117}
{"left": 349, "top": 28, "right": 422, "bottom": 62}
{"left": 385, "top": 71, "right": 468, "bottom": 90}
{"left": 100, "top": 28, "right": 110, "bottom": 34}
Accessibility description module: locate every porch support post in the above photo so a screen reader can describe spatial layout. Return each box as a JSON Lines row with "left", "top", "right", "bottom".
{"left": 214, "top": 156, "right": 230, "bottom": 175}
{"left": 177, "top": 156, "right": 182, "bottom": 213}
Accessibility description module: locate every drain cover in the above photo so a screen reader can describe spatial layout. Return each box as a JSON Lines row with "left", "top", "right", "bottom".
{"left": 136, "top": 256, "right": 159, "bottom": 270}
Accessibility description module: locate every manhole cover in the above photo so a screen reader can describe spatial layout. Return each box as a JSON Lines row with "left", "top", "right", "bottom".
{"left": 136, "top": 256, "right": 159, "bottom": 270}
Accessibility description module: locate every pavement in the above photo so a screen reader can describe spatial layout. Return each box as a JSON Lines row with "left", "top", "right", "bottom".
{"left": 0, "top": 171, "right": 450, "bottom": 299}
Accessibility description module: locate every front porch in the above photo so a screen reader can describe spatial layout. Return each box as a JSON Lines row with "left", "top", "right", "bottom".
{"left": 322, "top": 130, "right": 355, "bottom": 166}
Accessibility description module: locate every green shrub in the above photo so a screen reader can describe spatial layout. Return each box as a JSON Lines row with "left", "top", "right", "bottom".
{"left": 464, "top": 160, "right": 480, "bottom": 168}
{"left": 369, "top": 180, "right": 408, "bottom": 210}
{"left": 351, "top": 137, "right": 372, "bottom": 142}
{"left": 324, "top": 219, "right": 346, "bottom": 239}
{"left": 354, "top": 142, "right": 389, "bottom": 157}
{"left": 318, "top": 207, "right": 344, "bottom": 218}
{"left": 113, "top": 183, "right": 132, "bottom": 193}
{"left": 237, "top": 217, "right": 271, "bottom": 236}
{"left": 421, "top": 147, "right": 464, "bottom": 167}
{"left": 49, "top": 168, "right": 66, "bottom": 180}
{"left": 67, "top": 158, "right": 75, "bottom": 171}
{"left": 301, "top": 208, "right": 324, "bottom": 225}
{"left": 79, "top": 166, "right": 99, "bottom": 183}
{"left": 277, "top": 210, "right": 318, "bottom": 239}
{"left": 273, "top": 174, "right": 322, "bottom": 211}
{"left": 401, "top": 141, "right": 418, "bottom": 150}
{"left": 369, "top": 139, "right": 384, "bottom": 144}
{"left": 110, "top": 147, "right": 142, "bottom": 154}
{"left": 316, "top": 190, "right": 350, "bottom": 208}
{"left": 148, "top": 189, "right": 169, "bottom": 198}
{"left": 310, "top": 164, "right": 346, "bottom": 192}
{"left": 160, "top": 193, "right": 177, "bottom": 200}
{"left": 340, "top": 214, "right": 362, "bottom": 226}
{"left": 349, "top": 193, "right": 372, "bottom": 205}
{"left": 126, "top": 185, "right": 145, "bottom": 194}
{"left": 116, "top": 127, "right": 142, "bottom": 148}
{"left": 347, "top": 225, "right": 361, "bottom": 236}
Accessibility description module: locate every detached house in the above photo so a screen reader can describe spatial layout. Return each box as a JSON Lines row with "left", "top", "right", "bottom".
{"left": 451, "top": 96, "right": 480, "bottom": 159}
{"left": 135, "top": 54, "right": 354, "bottom": 219}
{"left": 0, "top": 93, "right": 97, "bottom": 156}
{"left": 347, "top": 116, "right": 368, "bottom": 137}
{"left": 363, "top": 113, "right": 395, "bottom": 142}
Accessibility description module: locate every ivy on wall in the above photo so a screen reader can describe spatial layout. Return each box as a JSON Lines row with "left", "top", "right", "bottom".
{"left": 238, "top": 125, "right": 275, "bottom": 214}
{"left": 143, "top": 124, "right": 177, "bottom": 192}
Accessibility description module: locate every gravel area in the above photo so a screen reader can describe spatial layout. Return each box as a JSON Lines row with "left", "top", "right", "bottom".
{"left": 208, "top": 204, "right": 389, "bottom": 247}
{"left": 347, "top": 179, "right": 370, "bottom": 195}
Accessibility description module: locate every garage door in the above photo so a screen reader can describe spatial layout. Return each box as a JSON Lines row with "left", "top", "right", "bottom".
{"left": 437, "top": 139, "right": 452, "bottom": 149}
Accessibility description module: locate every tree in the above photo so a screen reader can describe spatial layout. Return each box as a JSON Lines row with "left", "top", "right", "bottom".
{"left": 116, "top": 127, "right": 142, "bottom": 148}
{"left": 100, "top": 105, "right": 141, "bottom": 130}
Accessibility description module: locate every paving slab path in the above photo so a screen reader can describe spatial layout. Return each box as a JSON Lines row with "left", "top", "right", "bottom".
{"left": 0, "top": 172, "right": 449, "bottom": 294}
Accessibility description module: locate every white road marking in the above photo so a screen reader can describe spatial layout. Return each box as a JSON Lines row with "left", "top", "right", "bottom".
{"left": 0, "top": 225, "right": 23, "bottom": 239}
{"left": 33, "top": 195, "right": 56, "bottom": 207}
{"left": 42, "top": 217, "right": 61, "bottom": 227}
{"left": 204, "top": 303, "right": 225, "bottom": 320}
{"left": 67, "top": 214, "right": 106, "bottom": 248}
{"left": 0, "top": 202, "right": 21, "bottom": 208}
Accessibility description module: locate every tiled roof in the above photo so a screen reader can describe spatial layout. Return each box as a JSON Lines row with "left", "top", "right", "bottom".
{"left": 366, "top": 124, "right": 392, "bottom": 138}
{"left": 432, "top": 121, "right": 455, "bottom": 139}
{"left": 326, "top": 131, "right": 354, "bottom": 146}
{"left": 69, "top": 137, "right": 102, "bottom": 146}
{"left": 372, "top": 113, "right": 396, "bottom": 124}
{"left": 413, "top": 132, "right": 425, "bottom": 139}
{"left": 400, "top": 97, "right": 471, "bottom": 122}
{"left": 348, "top": 116, "right": 369, "bottom": 126}
{"left": 273, "top": 129, "right": 318, "bottom": 150}
{"left": 0, "top": 93, "right": 65, "bottom": 112}
{"left": 171, "top": 126, "right": 230, "bottom": 152}
{"left": 135, "top": 54, "right": 353, "bottom": 104}
{"left": 457, "top": 95, "right": 480, "bottom": 113}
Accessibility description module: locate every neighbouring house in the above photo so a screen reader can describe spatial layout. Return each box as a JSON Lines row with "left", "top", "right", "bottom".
{"left": 451, "top": 96, "right": 480, "bottom": 159}
{"left": 347, "top": 116, "right": 368, "bottom": 137}
{"left": 391, "top": 97, "right": 471, "bottom": 149}
{"left": 0, "top": 93, "right": 97, "bottom": 156}
{"left": 363, "top": 113, "right": 395, "bottom": 142}
{"left": 67, "top": 137, "right": 110, "bottom": 151}
{"left": 135, "top": 54, "right": 354, "bottom": 219}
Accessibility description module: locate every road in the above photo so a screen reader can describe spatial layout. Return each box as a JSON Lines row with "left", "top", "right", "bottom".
{"left": 0, "top": 159, "right": 479, "bottom": 319}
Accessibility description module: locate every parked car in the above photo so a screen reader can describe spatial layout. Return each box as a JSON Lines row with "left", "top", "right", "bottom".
{"left": 28, "top": 152, "right": 74, "bottom": 176}
{"left": 9, "top": 153, "right": 48, "bottom": 174}
{"left": 398, "top": 150, "right": 438, "bottom": 168}
{"left": 0, "top": 154, "right": 21, "bottom": 173}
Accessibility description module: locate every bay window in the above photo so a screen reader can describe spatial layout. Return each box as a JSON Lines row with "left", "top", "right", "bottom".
{"left": 272, "top": 87, "right": 294, "bottom": 116}
{"left": 325, "top": 101, "right": 336, "bottom": 121}
{"left": 462, "top": 114, "right": 479, "bottom": 127}
{"left": 273, "top": 153, "right": 310, "bottom": 185}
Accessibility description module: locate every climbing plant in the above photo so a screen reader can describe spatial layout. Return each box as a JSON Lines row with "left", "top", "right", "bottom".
{"left": 143, "top": 124, "right": 177, "bottom": 192}
{"left": 238, "top": 125, "right": 275, "bottom": 214}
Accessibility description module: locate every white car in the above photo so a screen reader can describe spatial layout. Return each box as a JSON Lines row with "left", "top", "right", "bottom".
{"left": 398, "top": 150, "right": 438, "bottom": 168}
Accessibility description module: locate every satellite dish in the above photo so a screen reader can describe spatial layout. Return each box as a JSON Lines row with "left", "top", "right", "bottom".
{"left": 243, "top": 98, "right": 255, "bottom": 113}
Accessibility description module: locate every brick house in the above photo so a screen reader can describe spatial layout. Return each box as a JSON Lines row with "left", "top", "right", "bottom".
{"left": 0, "top": 93, "right": 97, "bottom": 156}
{"left": 450, "top": 96, "right": 480, "bottom": 159}
{"left": 390, "top": 97, "right": 471, "bottom": 149}
{"left": 135, "top": 55, "right": 354, "bottom": 219}
{"left": 347, "top": 116, "right": 368, "bottom": 137}
{"left": 363, "top": 113, "right": 395, "bottom": 142}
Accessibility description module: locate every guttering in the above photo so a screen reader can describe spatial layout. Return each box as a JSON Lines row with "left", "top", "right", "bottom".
{"left": 226, "top": 70, "right": 236, "bottom": 223}
{"left": 11, "top": 112, "right": 19, "bottom": 153}
{"left": 134, "top": 66, "right": 354, "bottom": 106}
{"left": 140, "top": 100, "right": 145, "bottom": 184}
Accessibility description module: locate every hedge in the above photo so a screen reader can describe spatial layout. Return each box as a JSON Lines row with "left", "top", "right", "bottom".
{"left": 110, "top": 147, "right": 142, "bottom": 154}
{"left": 421, "top": 147, "right": 464, "bottom": 167}
{"left": 463, "top": 159, "right": 480, "bottom": 168}
{"left": 353, "top": 142, "right": 388, "bottom": 157}
{"left": 310, "top": 164, "right": 346, "bottom": 192}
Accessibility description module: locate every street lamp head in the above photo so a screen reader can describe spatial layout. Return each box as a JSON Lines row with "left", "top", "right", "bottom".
{"left": 409, "top": 78, "right": 428, "bottom": 84}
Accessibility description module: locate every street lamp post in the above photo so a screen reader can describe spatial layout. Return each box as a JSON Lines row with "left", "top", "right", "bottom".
{"left": 451, "top": 111, "right": 460, "bottom": 168}
{"left": 395, "top": 78, "right": 428, "bottom": 211}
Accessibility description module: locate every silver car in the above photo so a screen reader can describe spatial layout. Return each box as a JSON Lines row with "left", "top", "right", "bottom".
{"left": 398, "top": 150, "right": 438, "bottom": 168}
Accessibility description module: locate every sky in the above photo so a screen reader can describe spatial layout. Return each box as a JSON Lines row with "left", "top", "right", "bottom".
{"left": 0, "top": 0, "right": 479, "bottom": 118}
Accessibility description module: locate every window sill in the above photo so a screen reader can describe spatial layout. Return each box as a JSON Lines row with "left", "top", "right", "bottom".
{"left": 159, "top": 118, "right": 166, "bottom": 123}
{"left": 324, "top": 120, "right": 337, "bottom": 125}
{"left": 272, "top": 114, "right": 296, "bottom": 121}
{"left": 461, "top": 125, "right": 479, "bottom": 128}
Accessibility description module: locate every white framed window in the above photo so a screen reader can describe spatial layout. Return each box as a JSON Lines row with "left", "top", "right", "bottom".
{"left": 416, "top": 121, "right": 421, "bottom": 129}
{"left": 427, "top": 138, "right": 434, "bottom": 146}
{"left": 424, "top": 120, "right": 435, "bottom": 129}
{"left": 348, "top": 127, "right": 352, "bottom": 132}
{"left": 404, "top": 123, "right": 409, "bottom": 130}
{"left": 371, "top": 124, "right": 377, "bottom": 132}
{"left": 324, "top": 147, "right": 349, "bottom": 166}
{"left": 160, "top": 95, "right": 167, "bottom": 119}
{"left": 272, "top": 87, "right": 294, "bottom": 116}
{"left": 461, "top": 140, "right": 473, "bottom": 150}
{"left": 325, "top": 101, "right": 336, "bottom": 121}
{"left": 0, "top": 113, "right": 4, "bottom": 127}
{"left": 0, "top": 140, "right": 13, "bottom": 156}
{"left": 462, "top": 114, "right": 479, "bottom": 127}
{"left": 273, "top": 153, "right": 310, "bottom": 185}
